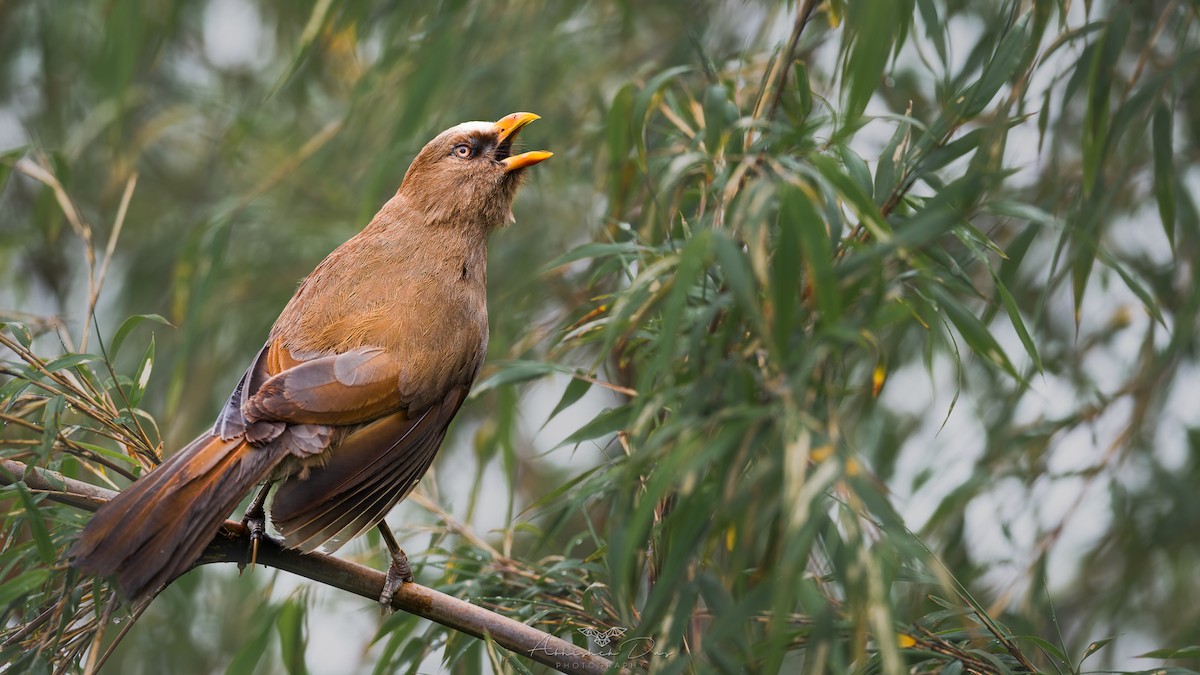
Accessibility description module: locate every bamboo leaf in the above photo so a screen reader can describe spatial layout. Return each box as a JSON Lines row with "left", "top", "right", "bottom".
{"left": 703, "top": 84, "right": 729, "bottom": 154}
{"left": 544, "top": 241, "right": 644, "bottom": 271}
{"left": 1136, "top": 646, "right": 1200, "bottom": 660}
{"left": 546, "top": 376, "right": 592, "bottom": 423}
{"left": 1152, "top": 102, "right": 1176, "bottom": 248}
{"left": 929, "top": 285, "right": 1016, "bottom": 377}
{"left": 991, "top": 272, "right": 1042, "bottom": 373}
{"left": 786, "top": 185, "right": 840, "bottom": 325}
{"left": 127, "top": 335, "right": 154, "bottom": 409}
{"left": 38, "top": 396, "right": 65, "bottom": 460}
{"left": 225, "top": 605, "right": 282, "bottom": 675}
{"left": 557, "top": 406, "right": 630, "bottom": 448}
{"left": 838, "top": 145, "right": 873, "bottom": 201}
{"left": 959, "top": 12, "right": 1030, "bottom": 118}
{"left": 109, "top": 313, "right": 171, "bottom": 362}
{"left": 632, "top": 65, "right": 692, "bottom": 167}
{"left": 0, "top": 569, "right": 48, "bottom": 611}
{"left": 841, "top": 0, "right": 899, "bottom": 120}
{"left": 12, "top": 483, "right": 56, "bottom": 564}
{"left": 276, "top": 598, "right": 309, "bottom": 675}
{"left": 793, "top": 62, "right": 814, "bottom": 119}
{"left": 772, "top": 187, "right": 801, "bottom": 353}
{"left": 42, "top": 353, "right": 101, "bottom": 373}
{"left": 473, "top": 361, "right": 573, "bottom": 394}
{"left": 1080, "top": 636, "right": 1117, "bottom": 663}
{"left": 713, "top": 231, "right": 764, "bottom": 331}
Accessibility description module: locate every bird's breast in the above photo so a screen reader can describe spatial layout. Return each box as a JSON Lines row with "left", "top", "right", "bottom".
{"left": 273, "top": 239, "right": 489, "bottom": 412}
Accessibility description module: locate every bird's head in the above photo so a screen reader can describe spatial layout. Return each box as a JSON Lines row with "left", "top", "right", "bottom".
{"left": 398, "top": 112, "right": 552, "bottom": 230}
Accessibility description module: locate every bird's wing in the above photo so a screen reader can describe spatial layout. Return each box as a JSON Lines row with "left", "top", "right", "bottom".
{"left": 219, "top": 338, "right": 467, "bottom": 551}
{"left": 243, "top": 340, "right": 406, "bottom": 427}
{"left": 270, "top": 385, "right": 470, "bottom": 552}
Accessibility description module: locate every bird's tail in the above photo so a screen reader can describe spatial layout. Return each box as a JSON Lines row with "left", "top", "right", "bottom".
{"left": 70, "top": 432, "right": 280, "bottom": 601}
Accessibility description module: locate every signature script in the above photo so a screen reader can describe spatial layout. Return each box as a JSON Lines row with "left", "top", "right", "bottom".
{"left": 527, "top": 629, "right": 674, "bottom": 667}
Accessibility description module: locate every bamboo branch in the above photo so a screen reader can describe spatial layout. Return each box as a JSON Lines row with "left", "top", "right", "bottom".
{"left": 0, "top": 460, "right": 619, "bottom": 674}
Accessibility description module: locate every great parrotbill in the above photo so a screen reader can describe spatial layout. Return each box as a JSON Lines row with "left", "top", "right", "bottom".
{"left": 70, "top": 113, "right": 552, "bottom": 606}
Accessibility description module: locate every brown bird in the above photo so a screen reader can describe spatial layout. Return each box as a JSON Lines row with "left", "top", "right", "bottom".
{"left": 70, "top": 112, "right": 551, "bottom": 606}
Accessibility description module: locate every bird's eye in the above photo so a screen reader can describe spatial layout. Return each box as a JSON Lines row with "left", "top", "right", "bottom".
{"left": 452, "top": 143, "right": 473, "bottom": 159}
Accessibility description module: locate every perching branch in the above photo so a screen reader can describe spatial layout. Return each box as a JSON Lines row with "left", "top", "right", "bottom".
{"left": 0, "top": 459, "right": 619, "bottom": 674}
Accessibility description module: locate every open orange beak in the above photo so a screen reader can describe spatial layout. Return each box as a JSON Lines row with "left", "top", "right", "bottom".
{"left": 493, "top": 112, "right": 553, "bottom": 172}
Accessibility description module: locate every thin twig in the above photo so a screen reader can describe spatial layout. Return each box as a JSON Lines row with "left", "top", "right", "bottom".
{"left": 13, "top": 157, "right": 96, "bottom": 349}
{"left": 86, "top": 596, "right": 149, "bottom": 675}
{"left": 90, "top": 173, "right": 138, "bottom": 329}
{"left": 0, "top": 413, "right": 137, "bottom": 482}
{"left": 760, "top": 0, "right": 823, "bottom": 126}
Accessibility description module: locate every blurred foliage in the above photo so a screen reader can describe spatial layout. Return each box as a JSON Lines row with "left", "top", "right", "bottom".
{"left": 2, "top": 0, "right": 1200, "bottom": 673}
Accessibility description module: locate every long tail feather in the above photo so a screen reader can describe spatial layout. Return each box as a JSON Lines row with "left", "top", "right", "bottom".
{"left": 70, "top": 433, "right": 281, "bottom": 601}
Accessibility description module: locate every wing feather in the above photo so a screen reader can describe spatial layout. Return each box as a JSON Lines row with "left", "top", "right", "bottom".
{"left": 245, "top": 346, "right": 404, "bottom": 426}
{"left": 270, "top": 386, "right": 468, "bottom": 552}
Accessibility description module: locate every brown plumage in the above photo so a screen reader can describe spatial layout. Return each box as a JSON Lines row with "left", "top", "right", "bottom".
{"left": 70, "top": 113, "right": 551, "bottom": 602}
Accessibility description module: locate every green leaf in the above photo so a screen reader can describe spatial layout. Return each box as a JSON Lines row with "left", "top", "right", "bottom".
{"left": 841, "top": 0, "right": 899, "bottom": 120}
{"left": 472, "top": 360, "right": 572, "bottom": 394}
{"left": 0, "top": 569, "right": 48, "bottom": 610}
{"left": 915, "top": 0, "right": 948, "bottom": 65}
{"left": 713, "top": 231, "right": 764, "bottom": 332}
{"left": 268, "top": 0, "right": 335, "bottom": 98}
{"left": 544, "top": 241, "right": 643, "bottom": 271}
{"left": 5, "top": 322, "right": 33, "bottom": 349}
{"left": 929, "top": 285, "right": 1016, "bottom": 377}
{"left": 772, "top": 187, "right": 801, "bottom": 354}
{"left": 42, "top": 353, "right": 101, "bottom": 373}
{"left": 606, "top": 82, "right": 636, "bottom": 204}
{"left": 0, "top": 148, "right": 27, "bottom": 188}
{"left": 546, "top": 376, "right": 592, "bottom": 423}
{"left": 703, "top": 84, "right": 729, "bottom": 154}
{"left": 1137, "top": 646, "right": 1200, "bottom": 660}
{"left": 920, "top": 127, "right": 985, "bottom": 175}
{"left": 1082, "top": 9, "right": 1131, "bottom": 194}
{"left": 631, "top": 65, "right": 692, "bottom": 167}
{"left": 38, "top": 396, "right": 65, "bottom": 459}
{"left": 988, "top": 200, "right": 1061, "bottom": 227}
{"left": 1080, "top": 635, "right": 1117, "bottom": 663}
{"left": 109, "top": 313, "right": 171, "bottom": 362}
{"left": 838, "top": 145, "right": 873, "bottom": 201}
{"left": 523, "top": 464, "right": 606, "bottom": 513}
{"left": 13, "top": 483, "right": 56, "bottom": 564}
{"left": 792, "top": 62, "right": 814, "bottom": 119}
{"left": 558, "top": 406, "right": 630, "bottom": 448}
{"left": 959, "top": 12, "right": 1030, "bottom": 118}
{"left": 225, "top": 605, "right": 281, "bottom": 675}
{"left": 75, "top": 441, "right": 139, "bottom": 467}
{"left": 787, "top": 185, "right": 840, "bottom": 325}
{"left": 1017, "top": 635, "right": 1070, "bottom": 665}
{"left": 1152, "top": 102, "right": 1176, "bottom": 248}
{"left": 991, "top": 272, "right": 1042, "bottom": 372}
{"left": 649, "top": 227, "right": 711, "bottom": 386}
{"left": 1099, "top": 250, "right": 1166, "bottom": 328}
{"left": 127, "top": 335, "right": 155, "bottom": 409}
{"left": 874, "top": 117, "right": 911, "bottom": 204}
{"left": 810, "top": 154, "right": 890, "bottom": 242}
{"left": 276, "top": 598, "right": 309, "bottom": 675}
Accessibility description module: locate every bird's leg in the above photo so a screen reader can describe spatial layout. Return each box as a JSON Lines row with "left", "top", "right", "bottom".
{"left": 377, "top": 524, "right": 413, "bottom": 612}
{"left": 239, "top": 481, "right": 274, "bottom": 572}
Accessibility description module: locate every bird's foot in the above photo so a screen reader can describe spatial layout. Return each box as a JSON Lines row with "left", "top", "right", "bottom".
{"left": 238, "top": 482, "right": 274, "bottom": 574}
{"left": 379, "top": 550, "right": 413, "bottom": 613}
{"left": 238, "top": 505, "right": 267, "bottom": 574}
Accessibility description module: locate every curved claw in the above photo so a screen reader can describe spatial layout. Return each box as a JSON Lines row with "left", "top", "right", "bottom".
{"left": 239, "top": 482, "right": 273, "bottom": 574}
{"left": 379, "top": 551, "right": 413, "bottom": 613}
